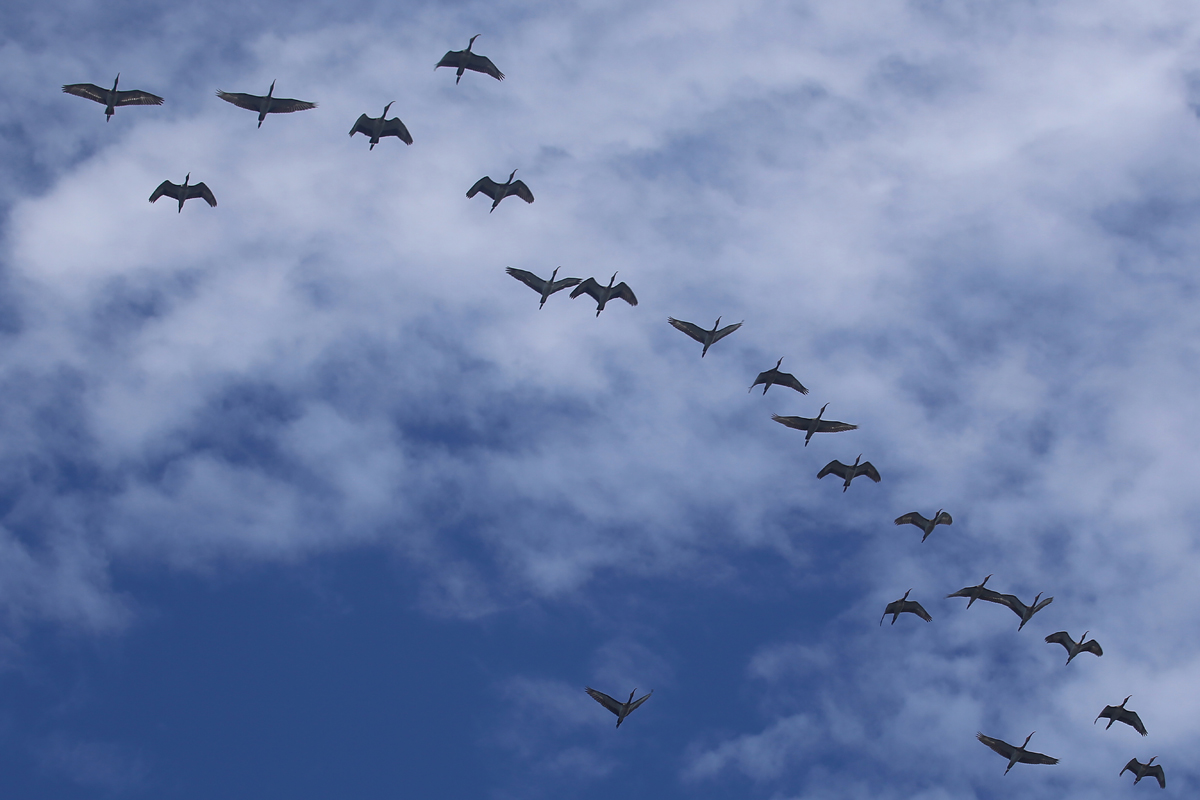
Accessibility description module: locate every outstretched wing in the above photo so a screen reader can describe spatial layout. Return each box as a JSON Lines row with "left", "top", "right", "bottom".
{"left": 114, "top": 89, "right": 164, "bottom": 107}
{"left": 584, "top": 687, "right": 622, "bottom": 717}
{"left": 188, "top": 182, "right": 217, "bottom": 207}
{"left": 895, "top": 512, "right": 931, "bottom": 529}
{"left": 711, "top": 321, "right": 742, "bottom": 343}
{"left": 1080, "top": 639, "right": 1103, "bottom": 657}
{"left": 382, "top": 118, "right": 413, "bottom": 145}
{"left": 268, "top": 96, "right": 317, "bottom": 114}
{"left": 570, "top": 278, "right": 602, "bottom": 301}
{"left": 1146, "top": 764, "right": 1166, "bottom": 788}
{"left": 467, "top": 176, "right": 500, "bottom": 200}
{"left": 436, "top": 49, "right": 465, "bottom": 69}
{"left": 667, "top": 318, "right": 708, "bottom": 343}
{"left": 149, "top": 180, "right": 180, "bottom": 203}
{"left": 625, "top": 690, "right": 652, "bottom": 715}
{"left": 1019, "top": 749, "right": 1059, "bottom": 766}
{"left": 62, "top": 83, "right": 108, "bottom": 104}
{"left": 774, "top": 371, "right": 808, "bottom": 394}
{"left": 771, "top": 414, "right": 813, "bottom": 431}
{"left": 817, "top": 460, "right": 849, "bottom": 480}
{"left": 508, "top": 179, "right": 535, "bottom": 204}
{"left": 611, "top": 282, "right": 638, "bottom": 306}
{"left": 549, "top": 277, "right": 582, "bottom": 292}
{"left": 216, "top": 90, "right": 264, "bottom": 111}
{"left": 985, "top": 593, "right": 1027, "bottom": 616}
{"left": 858, "top": 461, "right": 882, "bottom": 482}
{"left": 976, "top": 732, "right": 1014, "bottom": 759}
{"left": 903, "top": 600, "right": 932, "bottom": 622}
{"left": 505, "top": 267, "right": 547, "bottom": 294}
{"left": 1044, "top": 631, "right": 1074, "bottom": 652}
{"left": 814, "top": 419, "right": 857, "bottom": 433}
{"left": 934, "top": 511, "right": 953, "bottom": 526}
{"left": 881, "top": 600, "right": 902, "bottom": 623}
{"left": 1121, "top": 710, "right": 1148, "bottom": 736}
{"left": 1120, "top": 758, "right": 1140, "bottom": 777}
{"left": 349, "top": 113, "right": 373, "bottom": 137}
{"left": 466, "top": 52, "right": 505, "bottom": 80}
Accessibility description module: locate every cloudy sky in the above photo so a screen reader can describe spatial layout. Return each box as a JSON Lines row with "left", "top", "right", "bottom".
{"left": 1, "top": 0, "right": 1199, "bottom": 797}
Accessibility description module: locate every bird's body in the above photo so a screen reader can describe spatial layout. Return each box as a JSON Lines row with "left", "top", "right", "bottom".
{"left": 750, "top": 358, "right": 808, "bottom": 395}
{"left": 570, "top": 273, "right": 638, "bottom": 316}
{"left": 817, "top": 455, "right": 881, "bottom": 492}
{"left": 1095, "top": 696, "right": 1147, "bottom": 736}
{"left": 894, "top": 509, "right": 953, "bottom": 542}
{"left": 667, "top": 316, "right": 743, "bottom": 357}
{"left": 467, "top": 169, "right": 534, "bottom": 212}
{"left": 1044, "top": 630, "right": 1102, "bottom": 665}
{"left": 436, "top": 35, "right": 505, "bottom": 84}
{"left": 349, "top": 102, "right": 412, "bottom": 148}
{"left": 880, "top": 589, "right": 932, "bottom": 625}
{"left": 977, "top": 731, "right": 1059, "bottom": 774}
{"left": 585, "top": 687, "right": 652, "bottom": 728}
{"left": 217, "top": 80, "right": 316, "bottom": 127}
{"left": 505, "top": 267, "right": 581, "bottom": 308}
{"left": 945, "top": 575, "right": 1000, "bottom": 608}
{"left": 62, "top": 74, "right": 163, "bottom": 121}
{"left": 1121, "top": 757, "right": 1165, "bottom": 788}
{"left": 149, "top": 174, "right": 217, "bottom": 213}
{"left": 982, "top": 591, "right": 1053, "bottom": 631}
{"left": 771, "top": 403, "right": 857, "bottom": 446}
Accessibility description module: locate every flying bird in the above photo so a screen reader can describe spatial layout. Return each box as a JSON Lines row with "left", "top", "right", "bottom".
{"left": 585, "top": 687, "right": 652, "bottom": 728}
{"left": 467, "top": 170, "right": 534, "bottom": 212}
{"left": 1095, "top": 696, "right": 1147, "bottom": 736}
{"left": 667, "top": 317, "right": 743, "bottom": 357}
{"left": 982, "top": 591, "right": 1053, "bottom": 631}
{"left": 1121, "top": 757, "right": 1166, "bottom": 788}
{"left": 436, "top": 34, "right": 505, "bottom": 83}
{"left": 945, "top": 575, "right": 1001, "bottom": 608}
{"left": 216, "top": 80, "right": 316, "bottom": 127}
{"left": 771, "top": 404, "right": 857, "bottom": 446}
{"left": 976, "top": 731, "right": 1059, "bottom": 775}
{"left": 149, "top": 174, "right": 217, "bottom": 212}
{"left": 749, "top": 358, "right": 808, "bottom": 395}
{"left": 817, "top": 455, "right": 880, "bottom": 492}
{"left": 894, "top": 510, "right": 953, "bottom": 542}
{"left": 505, "top": 267, "right": 581, "bottom": 308}
{"left": 880, "top": 590, "right": 932, "bottom": 625}
{"left": 349, "top": 102, "right": 412, "bottom": 148}
{"left": 570, "top": 273, "right": 638, "bottom": 316}
{"left": 62, "top": 74, "right": 163, "bottom": 121}
{"left": 1044, "top": 630, "right": 1102, "bottom": 665}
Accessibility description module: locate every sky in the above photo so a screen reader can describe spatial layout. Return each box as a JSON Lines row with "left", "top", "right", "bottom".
{"left": 1, "top": 0, "right": 1199, "bottom": 797}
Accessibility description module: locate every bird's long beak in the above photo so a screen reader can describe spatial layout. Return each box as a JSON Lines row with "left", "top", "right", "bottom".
{"left": 384, "top": 101, "right": 394, "bottom": 115}
{"left": 269, "top": 79, "right": 276, "bottom": 95}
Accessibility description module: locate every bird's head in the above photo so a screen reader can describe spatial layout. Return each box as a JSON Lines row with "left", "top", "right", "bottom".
{"left": 268, "top": 79, "right": 276, "bottom": 95}
{"left": 818, "top": 402, "right": 829, "bottom": 415}
{"left": 609, "top": 272, "right": 619, "bottom": 285}
{"left": 1023, "top": 732, "right": 1035, "bottom": 746}
{"left": 854, "top": 454, "right": 863, "bottom": 466}
{"left": 113, "top": 74, "right": 121, "bottom": 88}
{"left": 383, "top": 101, "right": 394, "bottom": 115}
{"left": 1121, "top": 695, "right": 1132, "bottom": 706}
{"left": 936, "top": 508, "right": 943, "bottom": 518}
{"left": 714, "top": 316, "right": 722, "bottom": 328}
{"left": 469, "top": 34, "right": 481, "bottom": 47}
{"left": 1033, "top": 592, "right": 1043, "bottom": 605}
{"left": 1081, "top": 630, "right": 1089, "bottom": 641}
{"left": 628, "top": 689, "right": 637, "bottom": 702}
{"left": 550, "top": 266, "right": 559, "bottom": 280}
{"left": 1148, "top": 756, "right": 1157, "bottom": 766}
{"left": 775, "top": 357, "right": 784, "bottom": 368}
{"left": 982, "top": 574, "right": 992, "bottom": 584}
{"left": 901, "top": 589, "right": 911, "bottom": 600}
{"left": 508, "top": 169, "right": 519, "bottom": 182}
{"left": 184, "top": 173, "right": 191, "bottom": 183}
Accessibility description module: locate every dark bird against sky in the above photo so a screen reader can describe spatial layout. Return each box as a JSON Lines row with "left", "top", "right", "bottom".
{"left": 982, "top": 590, "right": 1054, "bottom": 631}
{"left": 667, "top": 316, "right": 742, "bottom": 357}
{"left": 149, "top": 174, "right": 216, "bottom": 213}
{"left": 1044, "top": 630, "right": 1103, "bottom": 665}
{"left": 1121, "top": 756, "right": 1166, "bottom": 788}
{"left": 349, "top": 102, "right": 412, "bottom": 148}
{"left": 570, "top": 273, "right": 638, "bottom": 316}
{"left": 771, "top": 403, "right": 857, "bottom": 446}
{"left": 945, "top": 574, "right": 999, "bottom": 608}
{"left": 467, "top": 170, "right": 534, "bottom": 212}
{"left": 217, "top": 80, "right": 317, "bottom": 127}
{"left": 62, "top": 74, "right": 163, "bottom": 121}
{"left": 585, "top": 687, "right": 652, "bottom": 728}
{"left": 976, "top": 731, "right": 1059, "bottom": 774}
{"left": 1096, "top": 696, "right": 1147, "bottom": 736}
{"left": 436, "top": 34, "right": 505, "bottom": 83}
{"left": 749, "top": 358, "right": 808, "bottom": 395}
{"left": 880, "top": 589, "right": 931, "bottom": 625}
{"left": 894, "top": 509, "right": 952, "bottom": 542}
{"left": 505, "top": 267, "right": 581, "bottom": 308}
{"left": 817, "top": 455, "right": 880, "bottom": 492}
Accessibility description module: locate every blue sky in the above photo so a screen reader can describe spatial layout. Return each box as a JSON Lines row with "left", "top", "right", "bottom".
{"left": 1, "top": 0, "right": 1199, "bottom": 797}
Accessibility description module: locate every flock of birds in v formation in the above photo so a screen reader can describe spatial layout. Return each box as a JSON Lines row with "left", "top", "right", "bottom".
{"left": 62, "top": 34, "right": 1166, "bottom": 791}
